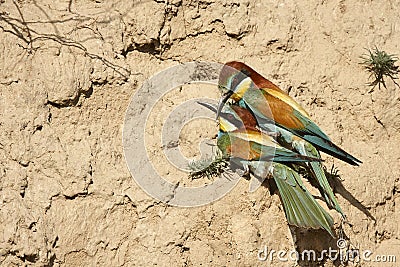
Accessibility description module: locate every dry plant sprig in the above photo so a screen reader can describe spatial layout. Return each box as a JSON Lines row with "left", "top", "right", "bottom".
{"left": 360, "top": 47, "right": 399, "bottom": 91}
{"left": 188, "top": 150, "right": 230, "bottom": 180}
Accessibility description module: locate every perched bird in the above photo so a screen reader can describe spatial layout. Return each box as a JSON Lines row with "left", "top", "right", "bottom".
{"left": 216, "top": 62, "right": 349, "bottom": 218}
{"left": 198, "top": 102, "right": 320, "bottom": 164}
{"left": 198, "top": 102, "right": 335, "bottom": 236}
{"left": 216, "top": 61, "right": 362, "bottom": 166}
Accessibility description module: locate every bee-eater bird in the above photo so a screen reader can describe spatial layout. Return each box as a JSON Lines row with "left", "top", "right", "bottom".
{"left": 198, "top": 102, "right": 335, "bottom": 236}
{"left": 198, "top": 102, "right": 320, "bottom": 164}
{"left": 216, "top": 61, "right": 362, "bottom": 166}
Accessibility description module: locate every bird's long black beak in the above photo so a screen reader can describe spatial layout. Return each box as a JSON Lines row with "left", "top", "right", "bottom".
{"left": 196, "top": 101, "right": 217, "bottom": 113}
{"left": 216, "top": 90, "right": 233, "bottom": 120}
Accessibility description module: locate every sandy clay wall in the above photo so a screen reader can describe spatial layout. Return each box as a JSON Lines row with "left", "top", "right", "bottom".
{"left": 1, "top": 0, "right": 400, "bottom": 266}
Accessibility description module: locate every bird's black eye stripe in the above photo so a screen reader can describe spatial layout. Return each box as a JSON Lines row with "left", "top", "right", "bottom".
{"left": 241, "top": 69, "right": 250, "bottom": 76}
{"left": 221, "top": 112, "right": 243, "bottom": 128}
{"left": 230, "top": 70, "right": 249, "bottom": 91}
{"left": 231, "top": 77, "right": 239, "bottom": 90}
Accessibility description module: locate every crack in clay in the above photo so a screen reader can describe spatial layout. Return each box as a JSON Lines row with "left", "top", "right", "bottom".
{"left": 46, "top": 86, "right": 94, "bottom": 108}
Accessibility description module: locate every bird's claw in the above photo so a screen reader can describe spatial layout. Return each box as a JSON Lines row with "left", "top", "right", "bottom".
{"left": 236, "top": 164, "right": 250, "bottom": 177}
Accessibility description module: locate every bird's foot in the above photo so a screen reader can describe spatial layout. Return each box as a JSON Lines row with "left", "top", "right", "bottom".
{"left": 236, "top": 165, "right": 250, "bottom": 177}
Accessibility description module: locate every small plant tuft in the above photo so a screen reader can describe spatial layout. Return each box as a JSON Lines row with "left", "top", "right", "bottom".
{"left": 188, "top": 150, "right": 230, "bottom": 180}
{"left": 360, "top": 47, "right": 399, "bottom": 91}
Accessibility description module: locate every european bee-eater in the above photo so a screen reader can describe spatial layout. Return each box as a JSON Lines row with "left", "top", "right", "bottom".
{"left": 198, "top": 102, "right": 320, "bottom": 164}
{"left": 198, "top": 102, "right": 335, "bottom": 236}
{"left": 216, "top": 61, "right": 362, "bottom": 166}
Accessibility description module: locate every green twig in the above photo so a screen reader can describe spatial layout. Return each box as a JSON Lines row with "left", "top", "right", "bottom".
{"left": 188, "top": 150, "right": 230, "bottom": 180}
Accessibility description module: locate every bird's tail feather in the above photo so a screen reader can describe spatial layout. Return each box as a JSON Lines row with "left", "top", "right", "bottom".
{"left": 272, "top": 163, "right": 335, "bottom": 237}
{"left": 293, "top": 140, "right": 346, "bottom": 218}
{"left": 304, "top": 135, "right": 362, "bottom": 166}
